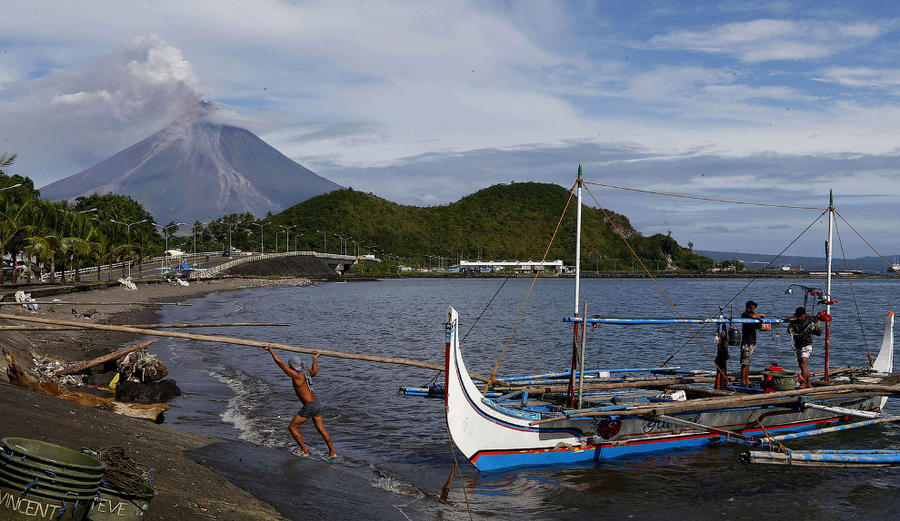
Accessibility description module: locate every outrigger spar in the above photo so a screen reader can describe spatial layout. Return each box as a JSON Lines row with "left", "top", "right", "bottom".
{"left": 435, "top": 166, "right": 899, "bottom": 471}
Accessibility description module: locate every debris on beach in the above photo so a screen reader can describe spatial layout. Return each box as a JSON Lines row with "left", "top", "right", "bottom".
{"left": 14, "top": 290, "right": 38, "bottom": 311}
{"left": 118, "top": 349, "right": 168, "bottom": 383}
{"left": 4, "top": 348, "right": 170, "bottom": 422}
{"left": 32, "top": 353, "right": 86, "bottom": 387}
{"left": 73, "top": 307, "right": 100, "bottom": 319}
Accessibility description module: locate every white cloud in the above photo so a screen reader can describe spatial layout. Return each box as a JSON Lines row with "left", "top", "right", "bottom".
{"left": 815, "top": 66, "right": 900, "bottom": 90}
{"left": 651, "top": 19, "right": 885, "bottom": 62}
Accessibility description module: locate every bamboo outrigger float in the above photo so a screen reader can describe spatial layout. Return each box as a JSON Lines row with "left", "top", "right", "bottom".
{"left": 441, "top": 167, "right": 899, "bottom": 471}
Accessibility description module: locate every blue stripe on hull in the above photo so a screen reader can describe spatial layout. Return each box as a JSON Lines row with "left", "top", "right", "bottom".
{"left": 471, "top": 416, "right": 843, "bottom": 471}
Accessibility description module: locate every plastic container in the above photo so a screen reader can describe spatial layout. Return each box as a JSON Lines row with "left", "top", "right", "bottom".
{"left": 0, "top": 438, "right": 105, "bottom": 521}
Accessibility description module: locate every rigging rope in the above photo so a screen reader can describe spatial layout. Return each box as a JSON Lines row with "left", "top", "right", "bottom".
{"left": 484, "top": 182, "right": 577, "bottom": 390}
{"left": 582, "top": 182, "right": 791, "bottom": 452}
{"left": 660, "top": 209, "right": 828, "bottom": 366}
{"left": 425, "top": 269, "right": 518, "bottom": 385}
{"left": 835, "top": 210, "right": 897, "bottom": 271}
{"left": 833, "top": 219, "right": 873, "bottom": 366}
{"left": 581, "top": 183, "right": 715, "bottom": 366}
{"left": 583, "top": 180, "right": 826, "bottom": 210}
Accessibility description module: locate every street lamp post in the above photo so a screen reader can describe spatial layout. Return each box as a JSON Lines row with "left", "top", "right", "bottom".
{"left": 317, "top": 230, "right": 327, "bottom": 253}
{"left": 226, "top": 222, "right": 240, "bottom": 254}
{"left": 110, "top": 218, "right": 148, "bottom": 278}
{"left": 251, "top": 222, "right": 266, "bottom": 253}
{"left": 333, "top": 234, "right": 344, "bottom": 255}
{"left": 192, "top": 222, "right": 208, "bottom": 267}
{"left": 156, "top": 222, "right": 185, "bottom": 273}
{"left": 279, "top": 225, "right": 297, "bottom": 253}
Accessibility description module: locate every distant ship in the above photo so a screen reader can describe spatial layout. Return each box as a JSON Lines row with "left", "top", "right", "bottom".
{"left": 889, "top": 262, "right": 900, "bottom": 273}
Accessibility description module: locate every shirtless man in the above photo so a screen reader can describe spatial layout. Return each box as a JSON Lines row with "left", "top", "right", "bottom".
{"left": 265, "top": 345, "right": 338, "bottom": 459}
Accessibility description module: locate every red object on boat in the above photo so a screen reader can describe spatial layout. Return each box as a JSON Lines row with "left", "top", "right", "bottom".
{"left": 810, "top": 291, "right": 822, "bottom": 296}
{"left": 817, "top": 311, "right": 833, "bottom": 322}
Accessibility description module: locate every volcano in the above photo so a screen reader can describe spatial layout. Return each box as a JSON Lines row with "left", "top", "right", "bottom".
{"left": 40, "top": 120, "right": 341, "bottom": 223}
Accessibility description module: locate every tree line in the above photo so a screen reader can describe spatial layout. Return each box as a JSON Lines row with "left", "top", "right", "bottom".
{"left": 3, "top": 154, "right": 713, "bottom": 284}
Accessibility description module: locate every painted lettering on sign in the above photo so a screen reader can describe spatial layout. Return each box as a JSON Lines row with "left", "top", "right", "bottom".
{"left": 0, "top": 489, "right": 62, "bottom": 519}
{"left": 94, "top": 498, "right": 129, "bottom": 515}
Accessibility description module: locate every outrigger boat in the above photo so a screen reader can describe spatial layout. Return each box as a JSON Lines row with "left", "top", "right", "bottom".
{"left": 438, "top": 167, "right": 899, "bottom": 471}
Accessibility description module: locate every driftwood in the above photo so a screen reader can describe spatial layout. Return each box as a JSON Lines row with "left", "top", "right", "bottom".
{"left": 0, "top": 312, "right": 500, "bottom": 384}
{"left": 55, "top": 338, "right": 158, "bottom": 376}
{"left": 530, "top": 383, "right": 900, "bottom": 424}
{"left": 0, "top": 301, "right": 189, "bottom": 306}
{"left": 3, "top": 348, "right": 168, "bottom": 422}
{"left": 0, "top": 322, "right": 291, "bottom": 331}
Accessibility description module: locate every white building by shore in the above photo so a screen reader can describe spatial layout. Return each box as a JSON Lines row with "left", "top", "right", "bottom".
{"left": 458, "top": 259, "right": 565, "bottom": 274}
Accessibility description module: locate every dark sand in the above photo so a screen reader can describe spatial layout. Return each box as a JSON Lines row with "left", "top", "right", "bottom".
{"left": 1, "top": 278, "right": 428, "bottom": 521}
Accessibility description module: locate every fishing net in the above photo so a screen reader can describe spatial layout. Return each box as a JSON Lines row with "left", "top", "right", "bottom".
{"left": 88, "top": 446, "right": 153, "bottom": 495}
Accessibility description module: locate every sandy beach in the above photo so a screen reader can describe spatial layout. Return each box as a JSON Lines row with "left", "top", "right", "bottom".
{"left": 0, "top": 277, "right": 418, "bottom": 521}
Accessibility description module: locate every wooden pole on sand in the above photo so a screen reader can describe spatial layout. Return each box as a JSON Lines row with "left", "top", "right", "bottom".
{"left": 0, "top": 312, "right": 498, "bottom": 383}
{"left": 0, "top": 322, "right": 291, "bottom": 331}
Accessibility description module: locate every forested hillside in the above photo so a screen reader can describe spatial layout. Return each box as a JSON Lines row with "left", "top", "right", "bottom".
{"left": 269, "top": 182, "right": 712, "bottom": 270}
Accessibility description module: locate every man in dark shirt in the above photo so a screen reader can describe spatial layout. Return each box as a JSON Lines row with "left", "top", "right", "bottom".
{"left": 740, "top": 300, "right": 765, "bottom": 386}
{"left": 788, "top": 307, "right": 821, "bottom": 388}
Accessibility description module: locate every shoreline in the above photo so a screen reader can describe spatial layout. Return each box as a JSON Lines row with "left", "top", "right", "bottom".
{"left": 0, "top": 276, "right": 417, "bottom": 521}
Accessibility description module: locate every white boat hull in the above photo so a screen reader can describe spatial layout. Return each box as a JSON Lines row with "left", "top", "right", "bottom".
{"left": 444, "top": 307, "right": 894, "bottom": 471}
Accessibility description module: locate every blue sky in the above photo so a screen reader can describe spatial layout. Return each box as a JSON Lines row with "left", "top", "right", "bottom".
{"left": 1, "top": 1, "right": 898, "bottom": 259}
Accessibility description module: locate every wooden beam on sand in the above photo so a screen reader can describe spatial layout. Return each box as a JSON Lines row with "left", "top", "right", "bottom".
{"left": 0, "top": 301, "right": 190, "bottom": 306}
{"left": 3, "top": 348, "right": 168, "bottom": 422}
{"left": 55, "top": 338, "right": 158, "bottom": 376}
{"left": 0, "top": 322, "right": 292, "bottom": 331}
{"left": 0, "top": 312, "right": 500, "bottom": 384}
{"left": 529, "top": 383, "right": 900, "bottom": 425}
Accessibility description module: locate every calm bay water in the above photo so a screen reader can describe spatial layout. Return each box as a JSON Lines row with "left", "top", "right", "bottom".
{"left": 155, "top": 277, "right": 900, "bottom": 520}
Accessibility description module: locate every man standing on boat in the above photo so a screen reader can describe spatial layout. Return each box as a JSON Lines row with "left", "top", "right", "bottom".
{"left": 265, "top": 345, "right": 338, "bottom": 461}
{"left": 740, "top": 300, "right": 765, "bottom": 386}
{"left": 788, "top": 308, "right": 821, "bottom": 389}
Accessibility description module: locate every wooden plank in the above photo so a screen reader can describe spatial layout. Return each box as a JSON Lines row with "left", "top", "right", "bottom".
{"left": 0, "top": 322, "right": 291, "bottom": 331}
{"left": 529, "top": 384, "right": 900, "bottom": 425}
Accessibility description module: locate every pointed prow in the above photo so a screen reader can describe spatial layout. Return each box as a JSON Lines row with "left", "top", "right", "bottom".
{"left": 872, "top": 312, "right": 894, "bottom": 373}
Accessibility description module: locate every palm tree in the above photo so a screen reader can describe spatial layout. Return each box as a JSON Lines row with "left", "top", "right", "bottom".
{"left": 0, "top": 198, "right": 30, "bottom": 285}
{"left": 22, "top": 228, "right": 44, "bottom": 283}
{"left": 61, "top": 215, "right": 97, "bottom": 283}
{"left": 33, "top": 233, "right": 59, "bottom": 283}
{"left": 0, "top": 153, "right": 16, "bottom": 174}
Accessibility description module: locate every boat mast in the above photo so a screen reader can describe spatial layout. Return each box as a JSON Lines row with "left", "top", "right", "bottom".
{"left": 574, "top": 164, "right": 583, "bottom": 316}
{"left": 568, "top": 165, "right": 584, "bottom": 408}
{"left": 824, "top": 190, "right": 834, "bottom": 381}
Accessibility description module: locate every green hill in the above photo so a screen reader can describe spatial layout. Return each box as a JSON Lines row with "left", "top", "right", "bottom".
{"left": 267, "top": 182, "right": 712, "bottom": 271}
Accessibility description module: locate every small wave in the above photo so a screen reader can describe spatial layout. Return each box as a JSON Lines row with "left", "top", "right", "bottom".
{"left": 369, "top": 464, "right": 425, "bottom": 498}
{"left": 207, "top": 367, "right": 281, "bottom": 447}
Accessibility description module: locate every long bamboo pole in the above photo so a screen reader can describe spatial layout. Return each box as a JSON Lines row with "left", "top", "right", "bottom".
{"left": 0, "top": 322, "right": 291, "bottom": 331}
{"left": 530, "top": 383, "right": 900, "bottom": 424}
{"left": 0, "top": 312, "right": 498, "bottom": 383}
